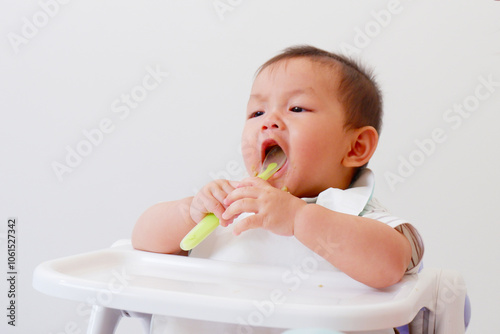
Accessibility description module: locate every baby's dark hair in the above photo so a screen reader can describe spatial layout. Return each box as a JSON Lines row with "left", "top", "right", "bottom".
{"left": 256, "top": 45, "right": 383, "bottom": 134}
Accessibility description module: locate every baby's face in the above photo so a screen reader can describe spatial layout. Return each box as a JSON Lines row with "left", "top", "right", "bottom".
{"left": 242, "top": 58, "right": 355, "bottom": 197}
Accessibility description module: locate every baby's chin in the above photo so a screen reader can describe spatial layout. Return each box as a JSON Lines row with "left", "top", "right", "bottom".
{"left": 287, "top": 182, "right": 329, "bottom": 198}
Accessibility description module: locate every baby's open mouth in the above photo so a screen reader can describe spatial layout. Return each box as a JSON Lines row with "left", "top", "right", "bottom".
{"left": 261, "top": 140, "right": 281, "bottom": 164}
{"left": 260, "top": 141, "right": 287, "bottom": 179}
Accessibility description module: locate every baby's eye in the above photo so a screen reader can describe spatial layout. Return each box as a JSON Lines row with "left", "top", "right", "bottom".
{"left": 290, "top": 106, "right": 306, "bottom": 113}
{"left": 249, "top": 111, "right": 264, "bottom": 118}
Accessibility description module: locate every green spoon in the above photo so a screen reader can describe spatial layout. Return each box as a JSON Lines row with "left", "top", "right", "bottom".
{"left": 180, "top": 146, "right": 287, "bottom": 251}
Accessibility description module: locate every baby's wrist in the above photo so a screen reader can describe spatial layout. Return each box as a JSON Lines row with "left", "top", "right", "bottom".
{"left": 292, "top": 199, "right": 308, "bottom": 236}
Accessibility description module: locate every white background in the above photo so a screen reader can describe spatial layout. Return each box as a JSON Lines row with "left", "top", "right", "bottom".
{"left": 1, "top": 0, "right": 499, "bottom": 333}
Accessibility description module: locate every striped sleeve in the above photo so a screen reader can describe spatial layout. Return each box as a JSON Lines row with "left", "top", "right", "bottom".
{"left": 361, "top": 197, "right": 424, "bottom": 274}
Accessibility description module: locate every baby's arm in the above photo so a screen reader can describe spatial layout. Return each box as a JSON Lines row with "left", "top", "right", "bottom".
{"left": 223, "top": 177, "right": 411, "bottom": 289}
{"left": 132, "top": 197, "right": 196, "bottom": 254}
{"left": 293, "top": 204, "right": 412, "bottom": 289}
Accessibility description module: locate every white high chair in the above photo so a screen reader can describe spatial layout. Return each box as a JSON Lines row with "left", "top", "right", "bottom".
{"left": 33, "top": 240, "right": 469, "bottom": 334}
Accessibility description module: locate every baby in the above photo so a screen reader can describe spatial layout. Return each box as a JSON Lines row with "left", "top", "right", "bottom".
{"left": 132, "top": 45, "right": 423, "bottom": 333}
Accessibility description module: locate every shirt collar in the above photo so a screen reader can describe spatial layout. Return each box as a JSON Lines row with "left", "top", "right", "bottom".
{"left": 302, "top": 168, "right": 375, "bottom": 216}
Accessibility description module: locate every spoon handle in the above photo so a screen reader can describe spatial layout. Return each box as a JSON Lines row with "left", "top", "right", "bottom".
{"left": 180, "top": 160, "right": 282, "bottom": 251}
{"left": 180, "top": 213, "right": 219, "bottom": 251}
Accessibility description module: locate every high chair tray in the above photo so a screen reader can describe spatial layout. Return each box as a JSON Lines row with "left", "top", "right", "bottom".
{"left": 33, "top": 242, "right": 436, "bottom": 331}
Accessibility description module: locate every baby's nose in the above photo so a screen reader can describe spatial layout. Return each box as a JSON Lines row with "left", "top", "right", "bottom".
{"left": 262, "top": 122, "right": 279, "bottom": 130}
{"left": 261, "top": 114, "right": 284, "bottom": 130}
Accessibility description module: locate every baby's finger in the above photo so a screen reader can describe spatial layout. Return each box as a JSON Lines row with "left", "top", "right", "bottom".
{"left": 209, "top": 185, "right": 230, "bottom": 207}
{"left": 219, "top": 216, "right": 235, "bottom": 227}
{"left": 212, "top": 180, "right": 241, "bottom": 208}
{"left": 233, "top": 214, "right": 262, "bottom": 236}
{"left": 191, "top": 194, "right": 225, "bottom": 222}
{"left": 223, "top": 186, "right": 261, "bottom": 206}
{"left": 227, "top": 180, "right": 240, "bottom": 189}
{"left": 236, "top": 177, "right": 267, "bottom": 189}
{"left": 222, "top": 198, "right": 259, "bottom": 221}
{"left": 217, "top": 180, "right": 238, "bottom": 196}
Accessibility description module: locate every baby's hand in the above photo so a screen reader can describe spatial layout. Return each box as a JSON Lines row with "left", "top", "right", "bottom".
{"left": 191, "top": 179, "right": 238, "bottom": 226}
{"left": 222, "top": 177, "right": 307, "bottom": 236}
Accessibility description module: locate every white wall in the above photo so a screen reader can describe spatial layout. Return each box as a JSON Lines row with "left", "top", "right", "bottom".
{"left": 1, "top": 0, "right": 499, "bottom": 333}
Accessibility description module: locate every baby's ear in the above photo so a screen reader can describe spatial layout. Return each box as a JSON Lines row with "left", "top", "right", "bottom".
{"left": 342, "top": 126, "right": 379, "bottom": 168}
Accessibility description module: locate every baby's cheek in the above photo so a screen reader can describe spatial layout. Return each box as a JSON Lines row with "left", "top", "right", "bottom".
{"left": 240, "top": 145, "right": 259, "bottom": 174}
{"left": 243, "top": 164, "right": 257, "bottom": 177}
{"left": 241, "top": 150, "right": 259, "bottom": 176}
